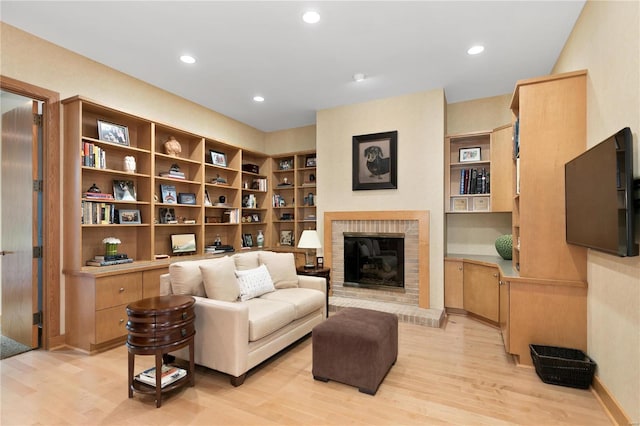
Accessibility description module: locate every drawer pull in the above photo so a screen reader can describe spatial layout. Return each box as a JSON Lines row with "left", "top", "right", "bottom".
{"left": 119, "top": 287, "right": 125, "bottom": 292}
{"left": 181, "top": 311, "right": 188, "bottom": 320}
{"left": 181, "top": 328, "right": 187, "bottom": 337}
{"left": 119, "top": 318, "right": 125, "bottom": 324}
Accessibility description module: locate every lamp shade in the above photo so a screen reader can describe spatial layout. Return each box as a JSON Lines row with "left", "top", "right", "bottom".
{"left": 297, "top": 230, "right": 321, "bottom": 249}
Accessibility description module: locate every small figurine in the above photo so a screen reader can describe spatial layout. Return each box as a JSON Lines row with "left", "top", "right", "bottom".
{"left": 87, "top": 183, "right": 101, "bottom": 193}
{"left": 164, "top": 136, "right": 182, "bottom": 157}
{"left": 124, "top": 156, "right": 136, "bottom": 173}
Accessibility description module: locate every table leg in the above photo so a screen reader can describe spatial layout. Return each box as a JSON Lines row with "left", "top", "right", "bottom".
{"left": 189, "top": 338, "right": 195, "bottom": 387}
{"left": 155, "top": 352, "right": 163, "bottom": 408}
{"left": 128, "top": 351, "right": 134, "bottom": 398}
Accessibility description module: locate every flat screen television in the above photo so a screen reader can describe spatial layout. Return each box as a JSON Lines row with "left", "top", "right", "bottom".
{"left": 170, "top": 233, "right": 197, "bottom": 255}
{"left": 565, "top": 127, "right": 638, "bottom": 257}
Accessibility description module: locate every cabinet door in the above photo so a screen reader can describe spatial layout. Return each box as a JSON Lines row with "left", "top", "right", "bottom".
{"left": 444, "top": 259, "right": 464, "bottom": 309}
{"left": 490, "top": 125, "right": 514, "bottom": 212}
{"left": 499, "top": 279, "right": 510, "bottom": 351}
{"left": 463, "top": 263, "right": 499, "bottom": 322}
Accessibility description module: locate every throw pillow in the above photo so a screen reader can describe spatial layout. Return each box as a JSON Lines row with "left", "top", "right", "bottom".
{"left": 169, "top": 258, "right": 224, "bottom": 297}
{"left": 259, "top": 251, "right": 299, "bottom": 289}
{"left": 199, "top": 256, "right": 240, "bottom": 302}
{"left": 235, "top": 264, "right": 275, "bottom": 301}
{"left": 233, "top": 251, "right": 260, "bottom": 271}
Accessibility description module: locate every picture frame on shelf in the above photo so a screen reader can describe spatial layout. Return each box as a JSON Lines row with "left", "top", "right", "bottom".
{"left": 317, "top": 256, "right": 324, "bottom": 268}
{"left": 160, "top": 184, "right": 177, "bottom": 204}
{"left": 204, "top": 190, "right": 212, "bottom": 206}
{"left": 352, "top": 130, "right": 398, "bottom": 191}
{"left": 210, "top": 150, "right": 227, "bottom": 167}
{"left": 280, "top": 230, "right": 294, "bottom": 246}
{"left": 113, "top": 180, "right": 137, "bottom": 201}
{"left": 118, "top": 209, "right": 141, "bottom": 224}
{"left": 473, "top": 197, "right": 490, "bottom": 212}
{"left": 159, "top": 208, "right": 177, "bottom": 224}
{"left": 252, "top": 213, "right": 260, "bottom": 223}
{"left": 178, "top": 192, "right": 197, "bottom": 205}
{"left": 243, "top": 233, "right": 254, "bottom": 248}
{"left": 279, "top": 159, "right": 293, "bottom": 170}
{"left": 451, "top": 197, "right": 469, "bottom": 212}
{"left": 459, "top": 147, "right": 481, "bottom": 163}
{"left": 305, "top": 155, "right": 316, "bottom": 168}
{"left": 97, "top": 120, "right": 129, "bottom": 146}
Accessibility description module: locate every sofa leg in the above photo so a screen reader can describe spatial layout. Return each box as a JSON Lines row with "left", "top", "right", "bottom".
{"left": 230, "top": 374, "right": 246, "bottom": 387}
{"left": 313, "top": 375, "right": 329, "bottom": 382}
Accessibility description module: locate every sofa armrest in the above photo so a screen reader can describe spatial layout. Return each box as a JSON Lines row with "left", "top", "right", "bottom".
{"left": 298, "top": 275, "right": 327, "bottom": 294}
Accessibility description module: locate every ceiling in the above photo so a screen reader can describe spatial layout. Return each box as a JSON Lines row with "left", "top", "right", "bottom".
{"left": 1, "top": 1, "right": 585, "bottom": 132}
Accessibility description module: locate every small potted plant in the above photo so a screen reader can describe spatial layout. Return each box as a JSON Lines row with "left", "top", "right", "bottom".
{"left": 103, "top": 237, "right": 121, "bottom": 256}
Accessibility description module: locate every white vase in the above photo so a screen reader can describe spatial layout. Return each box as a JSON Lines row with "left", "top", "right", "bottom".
{"left": 256, "top": 230, "right": 264, "bottom": 248}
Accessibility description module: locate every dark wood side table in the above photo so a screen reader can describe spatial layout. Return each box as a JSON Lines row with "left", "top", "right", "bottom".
{"left": 126, "top": 295, "right": 195, "bottom": 408}
{"left": 297, "top": 267, "right": 331, "bottom": 317}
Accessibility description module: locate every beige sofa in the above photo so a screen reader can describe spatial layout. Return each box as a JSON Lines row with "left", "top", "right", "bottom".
{"left": 160, "top": 250, "right": 326, "bottom": 386}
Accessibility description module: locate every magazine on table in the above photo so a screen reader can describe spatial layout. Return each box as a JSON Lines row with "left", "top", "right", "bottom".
{"left": 135, "top": 365, "right": 186, "bottom": 387}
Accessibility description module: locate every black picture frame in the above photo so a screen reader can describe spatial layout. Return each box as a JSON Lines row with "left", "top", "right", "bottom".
{"left": 113, "top": 180, "right": 137, "bottom": 201}
{"left": 178, "top": 192, "right": 197, "bottom": 205}
{"left": 97, "top": 120, "right": 130, "bottom": 146}
{"left": 160, "top": 184, "right": 177, "bottom": 204}
{"left": 118, "top": 209, "right": 141, "bottom": 224}
{"left": 210, "top": 150, "right": 227, "bottom": 167}
{"left": 305, "top": 155, "right": 316, "bottom": 168}
{"left": 279, "top": 159, "right": 293, "bottom": 170}
{"left": 243, "top": 233, "right": 253, "bottom": 247}
{"left": 352, "top": 130, "right": 398, "bottom": 191}
{"left": 159, "top": 207, "right": 176, "bottom": 224}
{"left": 170, "top": 233, "right": 197, "bottom": 255}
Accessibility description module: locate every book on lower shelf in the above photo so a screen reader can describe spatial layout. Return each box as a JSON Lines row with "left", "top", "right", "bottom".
{"left": 135, "top": 365, "right": 187, "bottom": 388}
{"left": 86, "top": 257, "right": 134, "bottom": 267}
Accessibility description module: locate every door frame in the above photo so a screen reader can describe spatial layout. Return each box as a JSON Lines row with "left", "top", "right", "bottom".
{"left": 1, "top": 76, "right": 61, "bottom": 350}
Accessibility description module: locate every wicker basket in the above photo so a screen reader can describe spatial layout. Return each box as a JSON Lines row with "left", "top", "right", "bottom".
{"left": 530, "top": 344, "right": 596, "bottom": 389}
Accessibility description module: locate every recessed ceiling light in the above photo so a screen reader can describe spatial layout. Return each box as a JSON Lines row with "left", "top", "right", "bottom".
{"left": 353, "top": 73, "right": 366, "bottom": 82}
{"left": 253, "top": 95, "right": 265, "bottom": 102}
{"left": 180, "top": 55, "right": 196, "bottom": 64}
{"left": 467, "top": 45, "right": 485, "bottom": 55}
{"left": 302, "top": 11, "right": 320, "bottom": 24}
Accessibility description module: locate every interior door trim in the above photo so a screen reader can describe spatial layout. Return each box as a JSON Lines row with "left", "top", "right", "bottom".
{"left": 1, "top": 76, "right": 61, "bottom": 350}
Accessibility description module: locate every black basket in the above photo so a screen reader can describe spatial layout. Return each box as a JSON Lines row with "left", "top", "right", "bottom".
{"left": 530, "top": 344, "right": 596, "bottom": 389}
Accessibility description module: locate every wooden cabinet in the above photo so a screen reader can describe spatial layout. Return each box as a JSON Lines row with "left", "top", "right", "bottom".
{"left": 444, "top": 259, "right": 464, "bottom": 309}
{"left": 240, "top": 151, "right": 270, "bottom": 248}
{"left": 463, "top": 263, "right": 500, "bottom": 323}
{"left": 270, "top": 151, "right": 317, "bottom": 247}
{"left": 444, "top": 126, "right": 512, "bottom": 213}
{"left": 499, "top": 278, "right": 510, "bottom": 351}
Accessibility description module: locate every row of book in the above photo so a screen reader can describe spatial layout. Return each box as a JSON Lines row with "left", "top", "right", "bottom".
{"left": 82, "top": 141, "right": 107, "bottom": 169}
{"left": 159, "top": 170, "right": 186, "bottom": 179}
{"left": 459, "top": 168, "right": 490, "bottom": 195}
{"left": 223, "top": 208, "right": 240, "bottom": 224}
{"left": 86, "top": 256, "right": 133, "bottom": 267}
{"left": 135, "top": 365, "right": 187, "bottom": 388}
{"left": 513, "top": 117, "right": 520, "bottom": 159}
{"left": 272, "top": 194, "right": 288, "bottom": 207}
{"left": 81, "top": 200, "right": 115, "bottom": 224}
{"left": 252, "top": 178, "right": 268, "bottom": 192}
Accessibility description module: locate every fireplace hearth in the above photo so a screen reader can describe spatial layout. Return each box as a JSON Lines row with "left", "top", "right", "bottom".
{"left": 344, "top": 232, "right": 404, "bottom": 291}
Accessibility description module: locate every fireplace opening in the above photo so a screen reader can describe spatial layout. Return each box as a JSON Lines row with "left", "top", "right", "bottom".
{"left": 344, "top": 232, "right": 405, "bottom": 291}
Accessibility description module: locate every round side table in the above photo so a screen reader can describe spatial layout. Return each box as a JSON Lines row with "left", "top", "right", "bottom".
{"left": 126, "top": 295, "right": 195, "bottom": 408}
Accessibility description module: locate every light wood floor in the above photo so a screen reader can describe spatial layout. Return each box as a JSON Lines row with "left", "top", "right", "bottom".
{"left": 1, "top": 315, "right": 611, "bottom": 425}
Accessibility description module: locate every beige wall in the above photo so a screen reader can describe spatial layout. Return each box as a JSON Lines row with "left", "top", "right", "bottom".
{"left": 264, "top": 124, "right": 316, "bottom": 155}
{"left": 446, "top": 94, "right": 512, "bottom": 135}
{"left": 553, "top": 0, "right": 640, "bottom": 421}
{"left": 316, "top": 90, "right": 446, "bottom": 308}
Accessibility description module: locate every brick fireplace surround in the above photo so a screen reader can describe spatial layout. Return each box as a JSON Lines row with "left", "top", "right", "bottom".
{"left": 323, "top": 211, "right": 443, "bottom": 327}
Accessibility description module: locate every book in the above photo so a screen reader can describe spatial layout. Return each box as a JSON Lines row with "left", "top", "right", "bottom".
{"left": 135, "top": 365, "right": 187, "bottom": 388}
{"left": 86, "top": 258, "right": 133, "bottom": 267}
{"left": 160, "top": 184, "right": 177, "bottom": 204}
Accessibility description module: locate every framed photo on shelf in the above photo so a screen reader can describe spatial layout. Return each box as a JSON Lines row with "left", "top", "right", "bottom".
{"left": 305, "top": 155, "right": 316, "bottom": 168}
{"left": 473, "top": 197, "right": 490, "bottom": 211}
{"left": 97, "top": 120, "right": 129, "bottom": 146}
{"left": 178, "top": 192, "right": 197, "bottom": 205}
{"left": 352, "top": 130, "right": 397, "bottom": 191}
{"left": 252, "top": 213, "right": 260, "bottom": 223}
{"left": 160, "top": 184, "right": 177, "bottom": 204}
{"left": 243, "top": 233, "right": 254, "bottom": 248}
{"left": 317, "top": 256, "right": 324, "bottom": 268}
{"left": 159, "top": 207, "right": 177, "bottom": 224}
{"left": 118, "top": 209, "right": 141, "bottom": 224}
{"left": 459, "top": 147, "right": 481, "bottom": 163}
{"left": 204, "top": 190, "right": 212, "bottom": 206}
{"left": 113, "top": 180, "right": 137, "bottom": 201}
{"left": 279, "top": 159, "right": 293, "bottom": 170}
{"left": 210, "top": 150, "right": 227, "bottom": 167}
{"left": 280, "top": 230, "right": 294, "bottom": 246}
{"left": 451, "top": 197, "right": 469, "bottom": 212}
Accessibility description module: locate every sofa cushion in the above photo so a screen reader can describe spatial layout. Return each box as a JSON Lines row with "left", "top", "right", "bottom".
{"left": 170, "top": 257, "right": 228, "bottom": 297}
{"left": 259, "top": 288, "right": 324, "bottom": 319}
{"left": 233, "top": 251, "right": 260, "bottom": 271}
{"left": 199, "top": 256, "right": 240, "bottom": 302}
{"left": 258, "top": 251, "right": 299, "bottom": 289}
{"left": 235, "top": 264, "right": 275, "bottom": 301}
{"left": 245, "top": 298, "right": 296, "bottom": 341}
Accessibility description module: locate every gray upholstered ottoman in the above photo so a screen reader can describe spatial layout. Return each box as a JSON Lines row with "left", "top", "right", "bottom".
{"left": 312, "top": 307, "right": 398, "bottom": 395}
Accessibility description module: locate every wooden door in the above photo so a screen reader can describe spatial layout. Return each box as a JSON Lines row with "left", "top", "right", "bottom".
{"left": 499, "top": 279, "right": 510, "bottom": 351}
{"left": 490, "top": 124, "right": 514, "bottom": 212}
{"left": 463, "top": 263, "right": 499, "bottom": 322}
{"left": 444, "top": 259, "right": 464, "bottom": 309}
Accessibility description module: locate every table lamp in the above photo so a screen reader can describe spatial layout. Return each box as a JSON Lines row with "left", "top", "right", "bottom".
{"left": 297, "top": 230, "right": 321, "bottom": 269}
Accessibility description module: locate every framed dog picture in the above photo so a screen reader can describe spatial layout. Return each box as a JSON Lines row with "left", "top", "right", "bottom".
{"left": 352, "top": 130, "right": 398, "bottom": 190}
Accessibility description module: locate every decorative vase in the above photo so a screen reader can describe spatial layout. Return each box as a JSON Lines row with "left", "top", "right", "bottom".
{"left": 123, "top": 156, "right": 136, "bottom": 173}
{"left": 105, "top": 243, "right": 118, "bottom": 256}
{"left": 256, "top": 230, "right": 264, "bottom": 248}
{"left": 495, "top": 234, "right": 513, "bottom": 260}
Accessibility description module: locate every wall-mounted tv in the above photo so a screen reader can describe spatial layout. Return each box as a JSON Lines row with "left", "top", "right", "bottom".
{"left": 565, "top": 127, "right": 638, "bottom": 257}
{"left": 171, "top": 233, "right": 197, "bottom": 255}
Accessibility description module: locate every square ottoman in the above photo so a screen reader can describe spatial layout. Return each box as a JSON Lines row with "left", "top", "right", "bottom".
{"left": 312, "top": 307, "right": 398, "bottom": 395}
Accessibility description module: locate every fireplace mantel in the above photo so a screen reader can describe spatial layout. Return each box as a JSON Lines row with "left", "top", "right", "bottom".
{"left": 324, "top": 211, "right": 430, "bottom": 308}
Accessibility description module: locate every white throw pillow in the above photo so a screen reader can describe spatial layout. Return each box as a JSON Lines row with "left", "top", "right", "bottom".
{"left": 169, "top": 258, "right": 222, "bottom": 297}
{"left": 259, "top": 251, "right": 299, "bottom": 289}
{"left": 233, "top": 251, "right": 260, "bottom": 271}
{"left": 235, "top": 264, "right": 275, "bottom": 301}
{"left": 199, "top": 256, "right": 240, "bottom": 302}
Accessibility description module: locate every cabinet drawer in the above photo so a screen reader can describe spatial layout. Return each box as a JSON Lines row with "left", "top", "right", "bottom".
{"left": 96, "top": 273, "right": 143, "bottom": 310}
{"left": 96, "top": 305, "right": 128, "bottom": 343}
